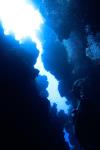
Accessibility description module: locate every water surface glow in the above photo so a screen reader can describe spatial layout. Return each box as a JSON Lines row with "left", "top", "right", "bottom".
{"left": 0, "top": 0, "right": 70, "bottom": 113}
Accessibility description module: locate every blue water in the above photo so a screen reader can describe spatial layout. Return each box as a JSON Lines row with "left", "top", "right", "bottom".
{"left": 0, "top": 0, "right": 75, "bottom": 149}
{"left": 0, "top": 0, "right": 70, "bottom": 114}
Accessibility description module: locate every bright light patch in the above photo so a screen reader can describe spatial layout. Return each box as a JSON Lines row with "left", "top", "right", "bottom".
{"left": 0, "top": 0, "right": 44, "bottom": 42}
{"left": 35, "top": 43, "right": 70, "bottom": 113}
{"left": 0, "top": 0, "right": 70, "bottom": 113}
{"left": 63, "top": 128, "right": 74, "bottom": 149}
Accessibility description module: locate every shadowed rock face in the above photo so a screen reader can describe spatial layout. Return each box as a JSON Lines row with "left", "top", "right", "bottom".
{"left": 0, "top": 26, "right": 69, "bottom": 150}
{"left": 42, "top": 0, "right": 100, "bottom": 39}
{"left": 72, "top": 64, "right": 100, "bottom": 149}
{"left": 1, "top": 0, "right": 100, "bottom": 149}
{"left": 40, "top": 1, "right": 100, "bottom": 149}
